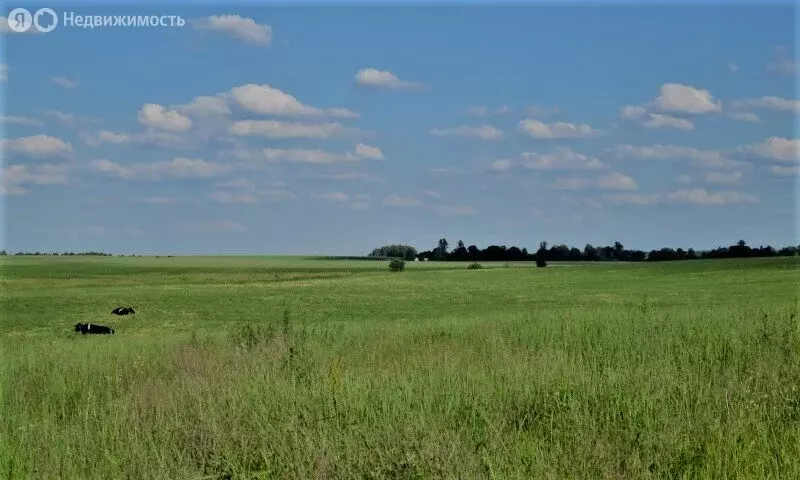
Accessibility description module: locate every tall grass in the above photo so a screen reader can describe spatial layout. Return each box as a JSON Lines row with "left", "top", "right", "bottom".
{"left": 1, "top": 257, "right": 799, "bottom": 478}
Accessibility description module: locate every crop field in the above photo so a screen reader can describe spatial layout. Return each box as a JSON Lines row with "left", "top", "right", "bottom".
{"left": 1, "top": 255, "right": 799, "bottom": 479}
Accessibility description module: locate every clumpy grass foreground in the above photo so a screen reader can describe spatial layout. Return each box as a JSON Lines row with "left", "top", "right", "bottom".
{"left": 1, "top": 256, "right": 799, "bottom": 479}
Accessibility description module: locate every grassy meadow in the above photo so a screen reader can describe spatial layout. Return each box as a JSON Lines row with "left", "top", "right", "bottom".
{"left": 1, "top": 255, "right": 799, "bottom": 479}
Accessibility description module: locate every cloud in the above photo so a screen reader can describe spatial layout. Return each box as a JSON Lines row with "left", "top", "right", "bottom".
{"left": 210, "top": 177, "right": 296, "bottom": 203}
{"left": 424, "top": 190, "right": 441, "bottom": 198}
{"left": 600, "top": 193, "right": 664, "bottom": 206}
{"left": 525, "top": 106, "right": 561, "bottom": 117}
{"left": 596, "top": 172, "right": 638, "bottom": 190}
{"left": 653, "top": 83, "right": 723, "bottom": 114}
{"left": 90, "top": 158, "right": 231, "bottom": 181}
{"left": 0, "top": 115, "right": 43, "bottom": 126}
{"left": 550, "top": 178, "right": 593, "bottom": 190}
{"left": 174, "top": 95, "right": 231, "bottom": 117}
{"left": 464, "top": 105, "right": 512, "bottom": 116}
{"left": 728, "top": 62, "right": 739, "bottom": 73}
{"left": 766, "top": 47, "right": 797, "bottom": 76}
{"left": 521, "top": 147, "right": 606, "bottom": 170}
{"left": 354, "top": 68, "right": 424, "bottom": 89}
{"left": 727, "top": 112, "right": 761, "bottom": 123}
{"left": 228, "top": 84, "right": 358, "bottom": 118}
{"left": 259, "top": 188, "right": 297, "bottom": 202}
{"left": 0, "top": 134, "right": 73, "bottom": 158}
{"left": 602, "top": 188, "right": 758, "bottom": 206}
{"left": 192, "top": 14, "right": 272, "bottom": 46}
{"left": 434, "top": 205, "right": 477, "bottom": 217}
{"left": 730, "top": 96, "right": 800, "bottom": 113}
{"left": 429, "top": 125, "right": 503, "bottom": 141}
{"left": 313, "top": 171, "right": 385, "bottom": 183}
{"left": 613, "top": 144, "right": 743, "bottom": 169}
{"left": 665, "top": 188, "right": 757, "bottom": 205}
{"left": 771, "top": 165, "right": 800, "bottom": 176}
{"left": 0, "top": 63, "right": 6, "bottom": 82}
{"left": 311, "top": 191, "right": 351, "bottom": 203}
{"left": 518, "top": 119, "right": 602, "bottom": 139}
{"left": 680, "top": 171, "right": 743, "bottom": 185}
{"left": 261, "top": 145, "right": 383, "bottom": 165}
{"left": 0, "top": 184, "right": 27, "bottom": 196}
{"left": 227, "top": 120, "right": 356, "bottom": 139}
{"left": 354, "top": 143, "right": 384, "bottom": 160}
{"left": 81, "top": 130, "right": 190, "bottom": 149}
{"left": 551, "top": 172, "right": 637, "bottom": 191}
{"left": 208, "top": 190, "right": 258, "bottom": 204}
{"left": 138, "top": 103, "right": 192, "bottom": 132}
{"left": 382, "top": 195, "right": 423, "bottom": 207}
{"left": 179, "top": 219, "right": 248, "bottom": 233}
{"left": 643, "top": 114, "right": 694, "bottom": 130}
{"left": 737, "top": 137, "right": 799, "bottom": 163}
{"left": 703, "top": 171, "right": 743, "bottom": 184}
{"left": 620, "top": 106, "right": 694, "bottom": 130}
{"left": 44, "top": 110, "right": 99, "bottom": 127}
{"left": 489, "top": 159, "right": 512, "bottom": 172}
{"left": 51, "top": 76, "right": 77, "bottom": 89}
{"left": 1, "top": 163, "right": 70, "bottom": 195}
{"left": 216, "top": 177, "right": 255, "bottom": 190}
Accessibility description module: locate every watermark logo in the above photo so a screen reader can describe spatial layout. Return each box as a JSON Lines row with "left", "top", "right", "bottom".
{"left": 34, "top": 8, "right": 58, "bottom": 33}
{"left": 6, "top": 8, "right": 33, "bottom": 33}
{"left": 5, "top": 9, "right": 185, "bottom": 33}
{"left": 5, "top": 8, "right": 57, "bottom": 33}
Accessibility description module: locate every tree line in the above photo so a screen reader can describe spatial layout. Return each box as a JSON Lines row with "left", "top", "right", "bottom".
{"left": 368, "top": 239, "right": 800, "bottom": 263}
{"left": 0, "top": 250, "right": 113, "bottom": 256}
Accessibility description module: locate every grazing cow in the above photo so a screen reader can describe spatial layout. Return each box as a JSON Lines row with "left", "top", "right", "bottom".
{"left": 75, "top": 323, "right": 114, "bottom": 334}
{"left": 111, "top": 307, "right": 135, "bottom": 315}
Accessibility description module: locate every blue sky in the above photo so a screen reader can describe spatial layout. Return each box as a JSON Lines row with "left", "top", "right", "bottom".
{"left": 1, "top": 2, "right": 798, "bottom": 255}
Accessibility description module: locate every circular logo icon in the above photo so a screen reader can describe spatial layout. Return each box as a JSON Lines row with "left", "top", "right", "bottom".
{"left": 33, "top": 8, "right": 58, "bottom": 33}
{"left": 6, "top": 8, "right": 33, "bottom": 33}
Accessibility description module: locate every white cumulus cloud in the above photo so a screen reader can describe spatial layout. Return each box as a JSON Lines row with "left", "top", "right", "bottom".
{"left": 0, "top": 134, "right": 73, "bottom": 158}
{"left": 521, "top": 147, "right": 605, "bottom": 170}
{"left": 653, "top": 83, "right": 723, "bottom": 114}
{"left": 354, "top": 68, "right": 424, "bottom": 89}
{"left": 228, "top": 84, "right": 358, "bottom": 118}
{"left": 138, "top": 103, "right": 192, "bottom": 132}
{"left": 192, "top": 14, "right": 272, "bottom": 46}
{"left": 429, "top": 125, "right": 503, "bottom": 141}
{"left": 90, "top": 158, "right": 231, "bottom": 181}
{"left": 518, "top": 119, "right": 602, "bottom": 139}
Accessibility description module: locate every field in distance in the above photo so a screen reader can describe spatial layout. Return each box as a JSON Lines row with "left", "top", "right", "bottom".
{"left": 1, "top": 255, "right": 798, "bottom": 479}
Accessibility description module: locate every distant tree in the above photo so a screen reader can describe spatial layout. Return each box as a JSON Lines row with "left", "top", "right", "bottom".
{"left": 433, "top": 238, "right": 449, "bottom": 260}
{"left": 0, "top": 249, "right": 6, "bottom": 255}
{"left": 507, "top": 246, "right": 524, "bottom": 261}
{"left": 451, "top": 240, "right": 469, "bottom": 261}
{"left": 687, "top": 248, "right": 698, "bottom": 260}
{"left": 389, "top": 258, "right": 406, "bottom": 272}
{"left": 536, "top": 241, "right": 548, "bottom": 267}
{"left": 613, "top": 241, "right": 624, "bottom": 260}
{"left": 467, "top": 245, "right": 480, "bottom": 261}
{"left": 583, "top": 244, "right": 599, "bottom": 261}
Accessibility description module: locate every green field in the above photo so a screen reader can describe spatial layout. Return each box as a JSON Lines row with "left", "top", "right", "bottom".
{"left": 1, "top": 256, "right": 798, "bottom": 479}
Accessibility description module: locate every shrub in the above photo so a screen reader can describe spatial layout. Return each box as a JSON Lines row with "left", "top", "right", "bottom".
{"left": 389, "top": 258, "right": 406, "bottom": 272}
{"left": 536, "top": 258, "right": 547, "bottom": 268}
{"left": 467, "top": 262, "right": 483, "bottom": 270}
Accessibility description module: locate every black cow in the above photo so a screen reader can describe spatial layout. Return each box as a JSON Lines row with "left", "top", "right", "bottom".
{"left": 111, "top": 307, "right": 135, "bottom": 315}
{"left": 75, "top": 323, "right": 115, "bottom": 334}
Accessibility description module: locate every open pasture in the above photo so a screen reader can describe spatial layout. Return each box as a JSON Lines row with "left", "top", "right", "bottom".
{"left": 1, "top": 256, "right": 799, "bottom": 479}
